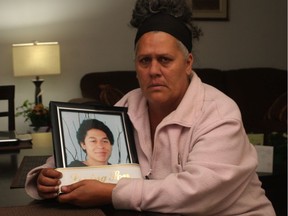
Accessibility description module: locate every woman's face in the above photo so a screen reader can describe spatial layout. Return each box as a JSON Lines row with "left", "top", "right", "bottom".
{"left": 81, "top": 128, "right": 112, "bottom": 166}
{"left": 135, "top": 31, "right": 193, "bottom": 108}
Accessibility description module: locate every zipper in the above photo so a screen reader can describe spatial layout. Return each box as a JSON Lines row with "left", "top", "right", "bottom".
{"left": 145, "top": 168, "right": 152, "bottom": 179}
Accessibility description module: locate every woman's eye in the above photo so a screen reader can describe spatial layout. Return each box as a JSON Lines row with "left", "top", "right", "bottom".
{"left": 139, "top": 57, "right": 150, "bottom": 65}
{"left": 159, "top": 57, "right": 171, "bottom": 64}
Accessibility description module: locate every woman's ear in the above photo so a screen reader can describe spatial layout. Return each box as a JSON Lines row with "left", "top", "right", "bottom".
{"left": 186, "top": 53, "right": 193, "bottom": 76}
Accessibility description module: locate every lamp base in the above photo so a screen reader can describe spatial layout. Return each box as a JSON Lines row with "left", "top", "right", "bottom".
{"left": 32, "top": 76, "right": 44, "bottom": 104}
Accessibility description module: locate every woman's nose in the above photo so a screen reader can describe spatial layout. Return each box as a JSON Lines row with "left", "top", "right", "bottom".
{"left": 149, "top": 60, "right": 161, "bottom": 77}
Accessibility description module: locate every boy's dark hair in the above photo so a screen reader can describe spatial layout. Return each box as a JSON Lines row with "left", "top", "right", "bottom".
{"left": 76, "top": 119, "right": 114, "bottom": 145}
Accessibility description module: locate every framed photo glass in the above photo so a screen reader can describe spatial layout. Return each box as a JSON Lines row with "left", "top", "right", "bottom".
{"left": 49, "top": 101, "right": 138, "bottom": 168}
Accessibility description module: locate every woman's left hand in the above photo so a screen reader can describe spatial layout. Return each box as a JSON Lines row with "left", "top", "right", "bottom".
{"left": 58, "top": 179, "right": 116, "bottom": 207}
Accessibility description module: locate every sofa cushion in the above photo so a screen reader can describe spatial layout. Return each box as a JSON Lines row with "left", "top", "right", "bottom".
{"left": 194, "top": 68, "right": 226, "bottom": 92}
{"left": 223, "top": 68, "right": 287, "bottom": 133}
{"left": 77, "top": 68, "right": 287, "bottom": 134}
{"left": 80, "top": 71, "right": 139, "bottom": 105}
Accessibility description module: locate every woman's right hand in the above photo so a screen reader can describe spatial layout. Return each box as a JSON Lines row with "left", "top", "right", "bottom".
{"left": 37, "top": 168, "right": 62, "bottom": 199}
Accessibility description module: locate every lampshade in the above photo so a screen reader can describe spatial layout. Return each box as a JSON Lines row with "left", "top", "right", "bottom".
{"left": 12, "top": 42, "right": 61, "bottom": 77}
{"left": 12, "top": 41, "right": 61, "bottom": 105}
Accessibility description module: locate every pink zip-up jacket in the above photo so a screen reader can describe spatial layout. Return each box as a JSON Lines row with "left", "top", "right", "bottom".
{"left": 25, "top": 72, "right": 275, "bottom": 215}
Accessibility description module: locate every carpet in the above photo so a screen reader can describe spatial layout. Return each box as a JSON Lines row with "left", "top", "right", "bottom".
{"left": 10, "top": 155, "right": 50, "bottom": 189}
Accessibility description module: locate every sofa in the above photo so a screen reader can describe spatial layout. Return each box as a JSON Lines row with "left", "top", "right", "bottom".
{"left": 72, "top": 67, "right": 287, "bottom": 134}
{"left": 71, "top": 67, "right": 287, "bottom": 215}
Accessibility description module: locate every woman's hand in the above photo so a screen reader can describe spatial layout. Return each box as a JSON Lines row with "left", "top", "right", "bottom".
{"left": 58, "top": 180, "right": 116, "bottom": 207}
{"left": 37, "top": 168, "right": 62, "bottom": 199}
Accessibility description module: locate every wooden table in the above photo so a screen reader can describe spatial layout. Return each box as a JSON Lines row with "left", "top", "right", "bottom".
{"left": 0, "top": 133, "right": 54, "bottom": 208}
{"left": 0, "top": 200, "right": 173, "bottom": 216}
{"left": 2, "top": 133, "right": 176, "bottom": 215}
{"left": 0, "top": 132, "right": 53, "bottom": 154}
{"left": 0, "top": 140, "right": 32, "bottom": 168}
{"left": 0, "top": 140, "right": 32, "bottom": 152}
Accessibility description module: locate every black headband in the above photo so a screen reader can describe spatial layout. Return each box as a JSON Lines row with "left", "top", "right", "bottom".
{"left": 134, "top": 13, "right": 192, "bottom": 52}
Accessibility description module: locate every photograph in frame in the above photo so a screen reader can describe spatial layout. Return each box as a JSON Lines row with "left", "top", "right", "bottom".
{"left": 49, "top": 101, "right": 138, "bottom": 168}
{"left": 190, "top": 0, "right": 229, "bottom": 21}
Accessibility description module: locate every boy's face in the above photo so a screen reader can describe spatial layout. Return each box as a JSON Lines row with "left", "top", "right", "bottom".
{"left": 81, "top": 128, "right": 112, "bottom": 166}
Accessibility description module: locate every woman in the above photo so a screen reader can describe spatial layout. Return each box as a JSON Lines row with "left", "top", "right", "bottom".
{"left": 25, "top": 0, "right": 275, "bottom": 215}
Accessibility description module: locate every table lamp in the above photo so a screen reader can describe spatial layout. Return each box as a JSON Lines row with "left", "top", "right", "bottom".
{"left": 12, "top": 41, "right": 61, "bottom": 105}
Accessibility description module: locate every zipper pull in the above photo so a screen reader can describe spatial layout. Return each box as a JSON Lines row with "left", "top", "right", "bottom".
{"left": 178, "top": 153, "right": 182, "bottom": 166}
{"left": 145, "top": 169, "right": 152, "bottom": 179}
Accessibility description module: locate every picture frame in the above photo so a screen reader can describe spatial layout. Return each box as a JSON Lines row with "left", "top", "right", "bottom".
{"left": 49, "top": 101, "right": 138, "bottom": 168}
{"left": 190, "top": 0, "right": 229, "bottom": 21}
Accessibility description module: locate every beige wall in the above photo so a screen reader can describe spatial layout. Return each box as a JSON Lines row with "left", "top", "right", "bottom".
{"left": 0, "top": 0, "right": 286, "bottom": 132}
